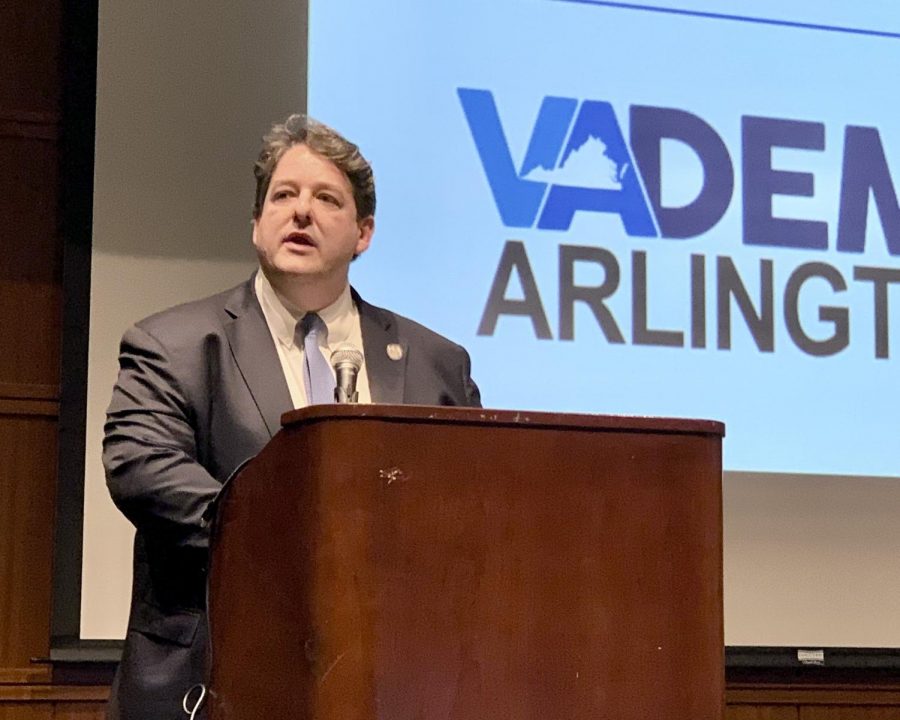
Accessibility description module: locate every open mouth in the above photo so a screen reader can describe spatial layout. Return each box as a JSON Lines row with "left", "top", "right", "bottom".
{"left": 284, "top": 232, "right": 316, "bottom": 248}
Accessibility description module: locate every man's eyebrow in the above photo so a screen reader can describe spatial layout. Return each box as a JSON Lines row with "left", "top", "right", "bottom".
{"left": 270, "top": 179, "right": 297, "bottom": 189}
{"left": 312, "top": 181, "right": 348, "bottom": 195}
{"left": 270, "top": 178, "right": 346, "bottom": 194}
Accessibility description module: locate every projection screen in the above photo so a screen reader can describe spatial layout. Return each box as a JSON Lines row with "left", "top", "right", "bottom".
{"left": 75, "top": 0, "right": 900, "bottom": 652}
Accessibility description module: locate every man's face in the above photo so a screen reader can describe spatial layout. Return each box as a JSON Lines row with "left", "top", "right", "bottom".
{"left": 252, "top": 143, "right": 373, "bottom": 290}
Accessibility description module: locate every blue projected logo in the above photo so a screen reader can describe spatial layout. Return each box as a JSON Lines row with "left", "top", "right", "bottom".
{"left": 457, "top": 88, "right": 657, "bottom": 235}
{"left": 459, "top": 87, "right": 900, "bottom": 257}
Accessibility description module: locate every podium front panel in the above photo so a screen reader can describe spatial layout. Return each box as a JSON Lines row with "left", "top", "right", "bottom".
{"left": 208, "top": 406, "right": 724, "bottom": 720}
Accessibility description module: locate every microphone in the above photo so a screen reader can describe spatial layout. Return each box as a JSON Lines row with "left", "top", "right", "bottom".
{"left": 331, "top": 343, "right": 363, "bottom": 403}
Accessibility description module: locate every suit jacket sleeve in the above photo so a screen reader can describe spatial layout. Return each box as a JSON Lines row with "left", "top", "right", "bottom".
{"left": 103, "top": 323, "right": 220, "bottom": 549}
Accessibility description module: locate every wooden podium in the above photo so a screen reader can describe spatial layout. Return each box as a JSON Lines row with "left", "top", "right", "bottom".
{"left": 207, "top": 405, "right": 724, "bottom": 719}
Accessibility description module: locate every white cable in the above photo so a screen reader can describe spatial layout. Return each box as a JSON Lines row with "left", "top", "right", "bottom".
{"left": 182, "top": 683, "right": 207, "bottom": 719}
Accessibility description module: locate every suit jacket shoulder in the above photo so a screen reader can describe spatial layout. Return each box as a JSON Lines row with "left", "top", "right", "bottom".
{"left": 355, "top": 292, "right": 481, "bottom": 408}
{"left": 132, "top": 279, "right": 254, "bottom": 351}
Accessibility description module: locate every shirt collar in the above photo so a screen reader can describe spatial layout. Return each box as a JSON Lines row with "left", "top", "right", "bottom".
{"left": 255, "top": 270, "right": 355, "bottom": 349}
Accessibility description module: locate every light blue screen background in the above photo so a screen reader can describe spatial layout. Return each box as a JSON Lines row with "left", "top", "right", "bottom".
{"left": 309, "top": 1, "right": 900, "bottom": 477}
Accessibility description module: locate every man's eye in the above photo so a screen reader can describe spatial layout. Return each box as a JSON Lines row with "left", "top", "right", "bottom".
{"left": 272, "top": 190, "right": 291, "bottom": 200}
{"left": 319, "top": 193, "right": 340, "bottom": 206}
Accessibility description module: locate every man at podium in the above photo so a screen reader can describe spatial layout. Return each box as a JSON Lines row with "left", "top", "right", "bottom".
{"left": 102, "top": 115, "right": 481, "bottom": 720}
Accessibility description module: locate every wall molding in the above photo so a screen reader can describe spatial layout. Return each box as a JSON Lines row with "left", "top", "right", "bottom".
{"left": 0, "top": 383, "right": 61, "bottom": 416}
{"left": 0, "top": 111, "right": 59, "bottom": 141}
{"left": 0, "top": 383, "right": 60, "bottom": 401}
{"left": 727, "top": 683, "right": 900, "bottom": 706}
{"left": 0, "top": 667, "right": 51, "bottom": 684}
{"left": 0, "top": 684, "right": 108, "bottom": 702}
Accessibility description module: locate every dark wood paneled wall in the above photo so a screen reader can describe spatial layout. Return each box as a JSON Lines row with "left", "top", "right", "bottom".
{"left": 0, "top": 0, "right": 107, "bottom": 715}
{"left": 0, "top": 0, "right": 63, "bottom": 681}
{"left": 727, "top": 684, "right": 900, "bottom": 719}
{"left": 0, "top": 0, "right": 895, "bottom": 717}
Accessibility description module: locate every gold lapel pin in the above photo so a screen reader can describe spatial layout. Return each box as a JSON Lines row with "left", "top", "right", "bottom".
{"left": 386, "top": 343, "right": 404, "bottom": 361}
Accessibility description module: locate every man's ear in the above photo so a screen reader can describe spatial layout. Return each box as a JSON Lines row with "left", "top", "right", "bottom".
{"left": 354, "top": 216, "right": 375, "bottom": 257}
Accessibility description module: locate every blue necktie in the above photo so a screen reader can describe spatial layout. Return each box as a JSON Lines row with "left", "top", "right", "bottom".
{"left": 299, "top": 313, "right": 335, "bottom": 405}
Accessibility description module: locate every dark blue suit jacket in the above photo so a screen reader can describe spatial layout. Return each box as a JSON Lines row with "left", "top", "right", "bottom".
{"left": 103, "top": 276, "right": 480, "bottom": 719}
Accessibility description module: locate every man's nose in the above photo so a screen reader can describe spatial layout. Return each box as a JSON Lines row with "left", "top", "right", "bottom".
{"left": 292, "top": 195, "right": 312, "bottom": 225}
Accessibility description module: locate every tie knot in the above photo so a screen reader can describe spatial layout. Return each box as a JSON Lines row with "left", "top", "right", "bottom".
{"left": 299, "top": 312, "right": 326, "bottom": 341}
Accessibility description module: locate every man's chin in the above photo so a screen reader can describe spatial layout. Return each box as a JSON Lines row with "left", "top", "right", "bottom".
{"left": 266, "top": 258, "right": 321, "bottom": 280}
{"left": 265, "top": 263, "right": 351, "bottom": 290}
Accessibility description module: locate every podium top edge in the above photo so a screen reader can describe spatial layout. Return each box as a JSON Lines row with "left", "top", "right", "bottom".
{"left": 281, "top": 404, "right": 725, "bottom": 437}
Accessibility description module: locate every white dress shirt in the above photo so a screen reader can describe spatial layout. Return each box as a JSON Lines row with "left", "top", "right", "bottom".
{"left": 254, "top": 271, "right": 371, "bottom": 408}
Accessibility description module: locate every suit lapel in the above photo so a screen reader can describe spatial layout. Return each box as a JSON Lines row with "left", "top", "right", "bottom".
{"left": 224, "top": 278, "right": 293, "bottom": 437}
{"left": 355, "top": 290, "right": 406, "bottom": 404}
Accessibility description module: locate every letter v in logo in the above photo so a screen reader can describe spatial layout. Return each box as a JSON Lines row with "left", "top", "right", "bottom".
{"left": 458, "top": 88, "right": 577, "bottom": 228}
